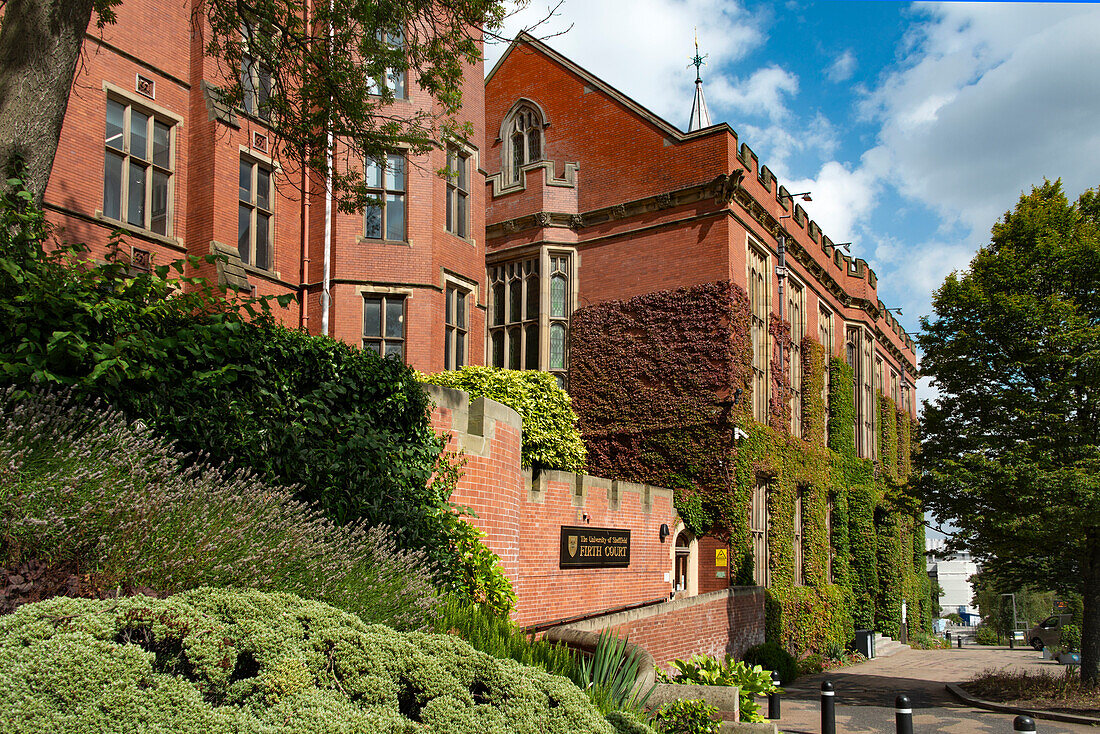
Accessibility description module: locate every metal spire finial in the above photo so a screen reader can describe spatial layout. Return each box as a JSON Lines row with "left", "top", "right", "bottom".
{"left": 688, "top": 30, "right": 712, "bottom": 131}
{"left": 690, "top": 29, "right": 708, "bottom": 82}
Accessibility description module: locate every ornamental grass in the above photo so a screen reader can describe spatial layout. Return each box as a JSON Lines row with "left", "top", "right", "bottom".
{"left": 0, "top": 386, "right": 438, "bottom": 630}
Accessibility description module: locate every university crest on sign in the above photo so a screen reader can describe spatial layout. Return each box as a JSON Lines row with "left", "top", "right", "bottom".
{"left": 567, "top": 535, "right": 578, "bottom": 557}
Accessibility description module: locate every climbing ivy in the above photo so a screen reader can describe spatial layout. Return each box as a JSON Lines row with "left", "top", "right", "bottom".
{"left": 569, "top": 281, "right": 927, "bottom": 656}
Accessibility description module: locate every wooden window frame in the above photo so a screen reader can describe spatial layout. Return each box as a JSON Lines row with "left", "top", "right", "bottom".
{"left": 363, "top": 153, "right": 406, "bottom": 243}
{"left": 444, "top": 284, "right": 469, "bottom": 370}
{"left": 238, "top": 156, "right": 274, "bottom": 270}
{"left": 362, "top": 293, "right": 406, "bottom": 360}
{"left": 103, "top": 96, "right": 176, "bottom": 237}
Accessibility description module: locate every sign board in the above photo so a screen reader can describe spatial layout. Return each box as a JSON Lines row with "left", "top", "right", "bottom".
{"left": 715, "top": 548, "right": 728, "bottom": 567}
{"left": 559, "top": 526, "right": 630, "bottom": 568}
{"left": 1054, "top": 599, "right": 1070, "bottom": 613}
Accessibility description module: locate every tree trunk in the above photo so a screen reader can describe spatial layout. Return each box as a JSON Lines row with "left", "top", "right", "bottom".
{"left": 1082, "top": 529, "right": 1100, "bottom": 685}
{"left": 0, "top": 0, "right": 95, "bottom": 204}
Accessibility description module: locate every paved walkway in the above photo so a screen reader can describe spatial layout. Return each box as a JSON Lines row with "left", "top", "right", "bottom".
{"left": 773, "top": 645, "right": 1096, "bottom": 734}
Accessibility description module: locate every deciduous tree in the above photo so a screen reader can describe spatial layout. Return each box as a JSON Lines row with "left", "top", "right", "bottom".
{"left": 0, "top": 0, "right": 511, "bottom": 207}
{"left": 919, "top": 180, "right": 1100, "bottom": 682}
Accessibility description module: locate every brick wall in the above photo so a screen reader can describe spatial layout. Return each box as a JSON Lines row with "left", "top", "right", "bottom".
{"left": 426, "top": 384, "right": 683, "bottom": 628}
{"left": 552, "top": 587, "right": 765, "bottom": 666}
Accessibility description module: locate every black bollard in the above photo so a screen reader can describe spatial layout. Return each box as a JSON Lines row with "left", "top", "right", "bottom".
{"left": 1014, "top": 715, "right": 1037, "bottom": 734}
{"left": 946, "top": 630, "right": 951, "bottom": 643}
{"left": 821, "top": 680, "right": 836, "bottom": 734}
{"left": 895, "top": 694, "right": 913, "bottom": 734}
{"left": 958, "top": 635, "right": 963, "bottom": 648}
{"left": 768, "top": 670, "right": 782, "bottom": 720}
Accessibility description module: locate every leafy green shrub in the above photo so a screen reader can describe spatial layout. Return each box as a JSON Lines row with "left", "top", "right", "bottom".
{"left": 0, "top": 588, "right": 633, "bottom": 733}
{"left": 0, "top": 174, "right": 507, "bottom": 610}
{"left": 907, "top": 632, "right": 950, "bottom": 650}
{"left": 741, "top": 642, "right": 797, "bottom": 685}
{"left": 944, "top": 612, "right": 964, "bottom": 625}
{"left": 0, "top": 387, "right": 437, "bottom": 628}
{"left": 657, "top": 654, "right": 777, "bottom": 723}
{"left": 433, "top": 598, "right": 581, "bottom": 683}
{"left": 1060, "top": 624, "right": 1081, "bottom": 654}
{"left": 650, "top": 699, "right": 720, "bottom": 734}
{"left": 798, "top": 653, "right": 825, "bottom": 675}
{"left": 975, "top": 625, "right": 1000, "bottom": 645}
{"left": 421, "top": 366, "right": 586, "bottom": 471}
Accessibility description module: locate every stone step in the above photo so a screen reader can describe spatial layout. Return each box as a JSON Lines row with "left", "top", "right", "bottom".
{"left": 872, "top": 633, "right": 911, "bottom": 658}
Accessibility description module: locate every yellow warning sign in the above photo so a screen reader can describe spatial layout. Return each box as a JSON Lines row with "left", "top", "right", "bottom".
{"left": 715, "top": 548, "right": 728, "bottom": 567}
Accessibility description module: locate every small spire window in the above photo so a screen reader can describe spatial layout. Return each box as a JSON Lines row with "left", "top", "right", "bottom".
{"left": 507, "top": 104, "right": 544, "bottom": 183}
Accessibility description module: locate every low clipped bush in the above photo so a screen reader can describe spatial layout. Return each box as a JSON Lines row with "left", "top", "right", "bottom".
{"left": 1060, "top": 624, "right": 1081, "bottom": 654}
{"left": 421, "top": 366, "right": 586, "bottom": 471}
{"left": 974, "top": 625, "right": 1000, "bottom": 646}
{"left": 741, "top": 642, "right": 797, "bottom": 685}
{"left": 0, "top": 387, "right": 436, "bottom": 628}
{"left": 0, "top": 588, "right": 640, "bottom": 734}
{"left": 650, "top": 699, "right": 720, "bottom": 734}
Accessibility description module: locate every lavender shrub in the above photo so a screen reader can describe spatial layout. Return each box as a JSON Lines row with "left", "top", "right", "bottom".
{"left": 0, "top": 387, "right": 438, "bottom": 629}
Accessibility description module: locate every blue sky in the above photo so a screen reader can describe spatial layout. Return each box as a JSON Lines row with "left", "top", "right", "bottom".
{"left": 486, "top": 1, "right": 1100, "bottom": 411}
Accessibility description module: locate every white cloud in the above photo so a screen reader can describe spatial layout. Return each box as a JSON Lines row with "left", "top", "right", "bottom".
{"left": 707, "top": 65, "right": 798, "bottom": 121}
{"left": 826, "top": 49, "right": 856, "bottom": 83}
{"left": 782, "top": 159, "right": 877, "bottom": 242}
{"left": 862, "top": 3, "right": 1100, "bottom": 236}
{"left": 485, "top": 0, "right": 765, "bottom": 124}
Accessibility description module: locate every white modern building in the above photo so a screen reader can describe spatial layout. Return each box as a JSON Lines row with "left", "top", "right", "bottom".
{"left": 927, "top": 537, "right": 980, "bottom": 623}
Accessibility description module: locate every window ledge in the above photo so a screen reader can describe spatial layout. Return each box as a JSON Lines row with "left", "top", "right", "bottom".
{"left": 445, "top": 230, "right": 477, "bottom": 246}
{"left": 241, "top": 262, "right": 282, "bottom": 281}
{"left": 94, "top": 212, "right": 185, "bottom": 252}
{"left": 358, "top": 236, "right": 411, "bottom": 247}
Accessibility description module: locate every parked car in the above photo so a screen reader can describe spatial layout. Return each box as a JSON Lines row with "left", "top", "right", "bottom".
{"left": 1028, "top": 614, "right": 1072, "bottom": 651}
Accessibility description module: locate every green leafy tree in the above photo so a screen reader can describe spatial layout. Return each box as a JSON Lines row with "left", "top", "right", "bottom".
{"left": 0, "top": 0, "right": 511, "bottom": 207}
{"left": 919, "top": 180, "right": 1100, "bottom": 682}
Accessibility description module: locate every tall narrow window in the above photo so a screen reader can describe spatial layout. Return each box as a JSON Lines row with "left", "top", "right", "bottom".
{"left": 861, "top": 333, "right": 875, "bottom": 459}
{"left": 819, "top": 305, "right": 833, "bottom": 441}
{"left": 506, "top": 104, "right": 544, "bottom": 183}
{"left": 364, "top": 154, "right": 406, "bottom": 241}
{"left": 847, "top": 326, "right": 861, "bottom": 455}
{"left": 367, "top": 31, "right": 406, "bottom": 99}
{"left": 748, "top": 245, "right": 770, "bottom": 423}
{"left": 240, "top": 24, "right": 272, "bottom": 120}
{"left": 788, "top": 280, "right": 805, "bottom": 437}
{"left": 363, "top": 294, "right": 405, "bottom": 359}
{"left": 445, "top": 147, "right": 469, "bottom": 238}
{"left": 445, "top": 285, "right": 468, "bottom": 370}
{"left": 548, "top": 254, "right": 571, "bottom": 384}
{"left": 794, "top": 487, "right": 805, "bottom": 586}
{"left": 104, "top": 98, "right": 173, "bottom": 235}
{"left": 238, "top": 158, "right": 273, "bottom": 270}
{"left": 489, "top": 258, "right": 539, "bottom": 370}
{"left": 750, "top": 480, "right": 769, "bottom": 588}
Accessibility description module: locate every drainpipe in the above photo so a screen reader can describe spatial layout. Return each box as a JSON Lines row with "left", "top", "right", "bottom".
{"left": 298, "top": 0, "right": 311, "bottom": 332}
{"left": 319, "top": 0, "right": 334, "bottom": 336}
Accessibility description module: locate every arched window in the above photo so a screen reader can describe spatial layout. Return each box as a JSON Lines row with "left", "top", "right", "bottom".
{"left": 506, "top": 103, "right": 545, "bottom": 182}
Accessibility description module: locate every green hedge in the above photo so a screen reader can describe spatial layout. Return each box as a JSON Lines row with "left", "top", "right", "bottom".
{"left": 0, "top": 175, "right": 506, "bottom": 605}
{"left": 0, "top": 588, "right": 630, "bottom": 733}
{"left": 421, "top": 366, "right": 586, "bottom": 472}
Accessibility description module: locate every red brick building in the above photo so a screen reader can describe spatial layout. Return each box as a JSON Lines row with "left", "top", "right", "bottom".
{"left": 483, "top": 34, "right": 920, "bottom": 604}
{"left": 44, "top": 1, "right": 486, "bottom": 374}
{"left": 484, "top": 32, "right": 916, "bottom": 438}
{"left": 42, "top": 14, "right": 919, "bottom": 631}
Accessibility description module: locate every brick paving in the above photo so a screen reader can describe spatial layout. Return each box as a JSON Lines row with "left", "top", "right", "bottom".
{"left": 772, "top": 645, "right": 1097, "bottom": 734}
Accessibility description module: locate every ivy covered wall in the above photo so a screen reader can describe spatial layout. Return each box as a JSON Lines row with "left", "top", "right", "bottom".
{"left": 570, "top": 280, "right": 929, "bottom": 657}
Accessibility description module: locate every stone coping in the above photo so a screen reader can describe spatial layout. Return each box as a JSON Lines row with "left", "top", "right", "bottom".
{"left": 945, "top": 682, "right": 1100, "bottom": 726}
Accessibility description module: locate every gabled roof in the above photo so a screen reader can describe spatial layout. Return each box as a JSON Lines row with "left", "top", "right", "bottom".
{"left": 486, "top": 32, "right": 733, "bottom": 142}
